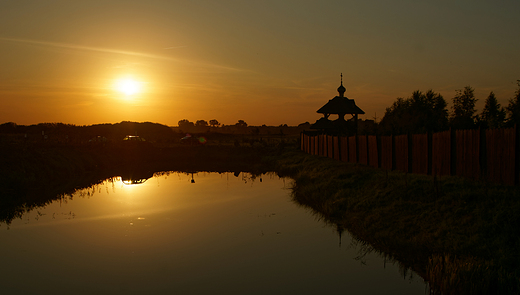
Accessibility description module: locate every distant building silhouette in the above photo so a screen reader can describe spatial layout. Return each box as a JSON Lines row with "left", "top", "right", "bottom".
{"left": 311, "top": 74, "right": 365, "bottom": 135}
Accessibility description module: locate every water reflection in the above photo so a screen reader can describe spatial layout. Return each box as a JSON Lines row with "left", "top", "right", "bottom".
{"left": 121, "top": 170, "right": 154, "bottom": 185}
{"left": 122, "top": 178, "right": 148, "bottom": 185}
{"left": 290, "top": 189, "right": 430, "bottom": 293}
{"left": 0, "top": 172, "right": 427, "bottom": 295}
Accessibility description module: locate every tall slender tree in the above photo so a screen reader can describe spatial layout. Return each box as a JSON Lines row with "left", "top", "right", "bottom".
{"left": 450, "top": 86, "right": 477, "bottom": 129}
{"left": 480, "top": 92, "right": 505, "bottom": 128}
{"left": 506, "top": 80, "right": 520, "bottom": 127}
{"left": 426, "top": 89, "right": 449, "bottom": 131}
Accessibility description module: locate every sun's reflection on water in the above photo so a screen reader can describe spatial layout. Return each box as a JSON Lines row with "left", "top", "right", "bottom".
{"left": 0, "top": 172, "right": 426, "bottom": 295}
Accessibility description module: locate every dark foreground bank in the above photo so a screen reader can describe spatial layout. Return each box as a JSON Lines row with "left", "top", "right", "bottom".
{"left": 270, "top": 149, "right": 520, "bottom": 295}
{"left": 2, "top": 139, "right": 520, "bottom": 294}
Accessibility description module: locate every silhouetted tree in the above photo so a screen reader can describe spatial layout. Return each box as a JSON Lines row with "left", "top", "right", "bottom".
{"left": 480, "top": 92, "right": 505, "bottom": 128}
{"left": 235, "top": 120, "right": 248, "bottom": 128}
{"left": 178, "top": 119, "right": 195, "bottom": 130}
{"left": 195, "top": 120, "right": 208, "bottom": 127}
{"left": 450, "top": 86, "right": 477, "bottom": 129}
{"left": 379, "top": 97, "right": 409, "bottom": 135}
{"left": 506, "top": 80, "right": 520, "bottom": 127}
{"left": 209, "top": 119, "right": 220, "bottom": 128}
{"left": 378, "top": 90, "right": 448, "bottom": 134}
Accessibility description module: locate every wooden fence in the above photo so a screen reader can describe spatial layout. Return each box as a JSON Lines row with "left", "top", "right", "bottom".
{"left": 301, "top": 127, "right": 519, "bottom": 186}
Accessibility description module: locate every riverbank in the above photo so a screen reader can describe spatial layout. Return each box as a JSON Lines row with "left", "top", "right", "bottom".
{"left": 0, "top": 139, "right": 277, "bottom": 225}
{"left": 2, "top": 139, "right": 519, "bottom": 293}
{"left": 270, "top": 148, "right": 520, "bottom": 294}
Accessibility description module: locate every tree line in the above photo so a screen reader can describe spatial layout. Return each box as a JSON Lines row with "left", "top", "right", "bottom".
{"left": 176, "top": 119, "right": 310, "bottom": 135}
{"left": 177, "top": 119, "right": 247, "bottom": 130}
{"left": 0, "top": 121, "right": 175, "bottom": 142}
{"left": 377, "top": 80, "right": 520, "bottom": 135}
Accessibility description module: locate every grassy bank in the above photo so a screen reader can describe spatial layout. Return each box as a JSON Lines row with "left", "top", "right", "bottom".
{"left": 269, "top": 148, "right": 520, "bottom": 294}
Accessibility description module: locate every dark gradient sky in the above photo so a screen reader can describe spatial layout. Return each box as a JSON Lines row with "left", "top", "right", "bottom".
{"left": 1, "top": 0, "right": 519, "bottom": 126}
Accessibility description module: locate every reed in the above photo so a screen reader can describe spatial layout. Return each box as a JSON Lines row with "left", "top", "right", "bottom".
{"left": 426, "top": 254, "right": 520, "bottom": 294}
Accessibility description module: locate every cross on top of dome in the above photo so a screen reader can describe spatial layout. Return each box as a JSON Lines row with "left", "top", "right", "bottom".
{"left": 337, "top": 73, "right": 346, "bottom": 97}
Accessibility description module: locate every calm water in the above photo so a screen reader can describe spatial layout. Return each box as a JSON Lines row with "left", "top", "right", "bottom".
{"left": 0, "top": 172, "right": 427, "bottom": 295}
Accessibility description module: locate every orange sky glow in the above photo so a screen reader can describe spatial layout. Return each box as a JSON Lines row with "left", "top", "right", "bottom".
{"left": 1, "top": 1, "right": 520, "bottom": 126}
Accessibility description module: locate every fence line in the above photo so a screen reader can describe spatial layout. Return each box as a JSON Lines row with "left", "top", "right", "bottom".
{"left": 348, "top": 136, "right": 357, "bottom": 163}
{"left": 301, "top": 127, "right": 518, "bottom": 186}
{"left": 395, "top": 134, "right": 409, "bottom": 173}
{"left": 431, "top": 131, "right": 451, "bottom": 176}
{"left": 368, "top": 135, "right": 378, "bottom": 168}
{"left": 412, "top": 133, "right": 429, "bottom": 175}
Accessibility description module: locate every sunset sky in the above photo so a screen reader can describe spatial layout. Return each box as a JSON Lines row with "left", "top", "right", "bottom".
{"left": 1, "top": 0, "right": 519, "bottom": 126}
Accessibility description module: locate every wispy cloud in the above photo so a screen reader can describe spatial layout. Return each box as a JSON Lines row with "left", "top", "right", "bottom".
{"left": 0, "top": 37, "right": 171, "bottom": 59}
{"left": 163, "top": 46, "right": 188, "bottom": 50}
{"left": 0, "top": 37, "right": 243, "bottom": 72}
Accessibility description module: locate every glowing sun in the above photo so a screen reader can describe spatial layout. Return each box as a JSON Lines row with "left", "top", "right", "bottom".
{"left": 115, "top": 78, "right": 142, "bottom": 95}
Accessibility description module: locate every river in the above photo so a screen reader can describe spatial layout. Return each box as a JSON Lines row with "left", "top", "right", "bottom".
{"left": 0, "top": 172, "right": 427, "bottom": 294}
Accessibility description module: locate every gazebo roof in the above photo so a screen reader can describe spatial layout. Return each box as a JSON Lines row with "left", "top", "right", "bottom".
{"left": 317, "top": 96, "right": 365, "bottom": 115}
{"left": 316, "top": 74, "right": 365, "bottom": 115}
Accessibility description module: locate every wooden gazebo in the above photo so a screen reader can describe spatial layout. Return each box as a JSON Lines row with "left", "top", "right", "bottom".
{"left": 311, "top": 74, "right": 365, "bottom": 135}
